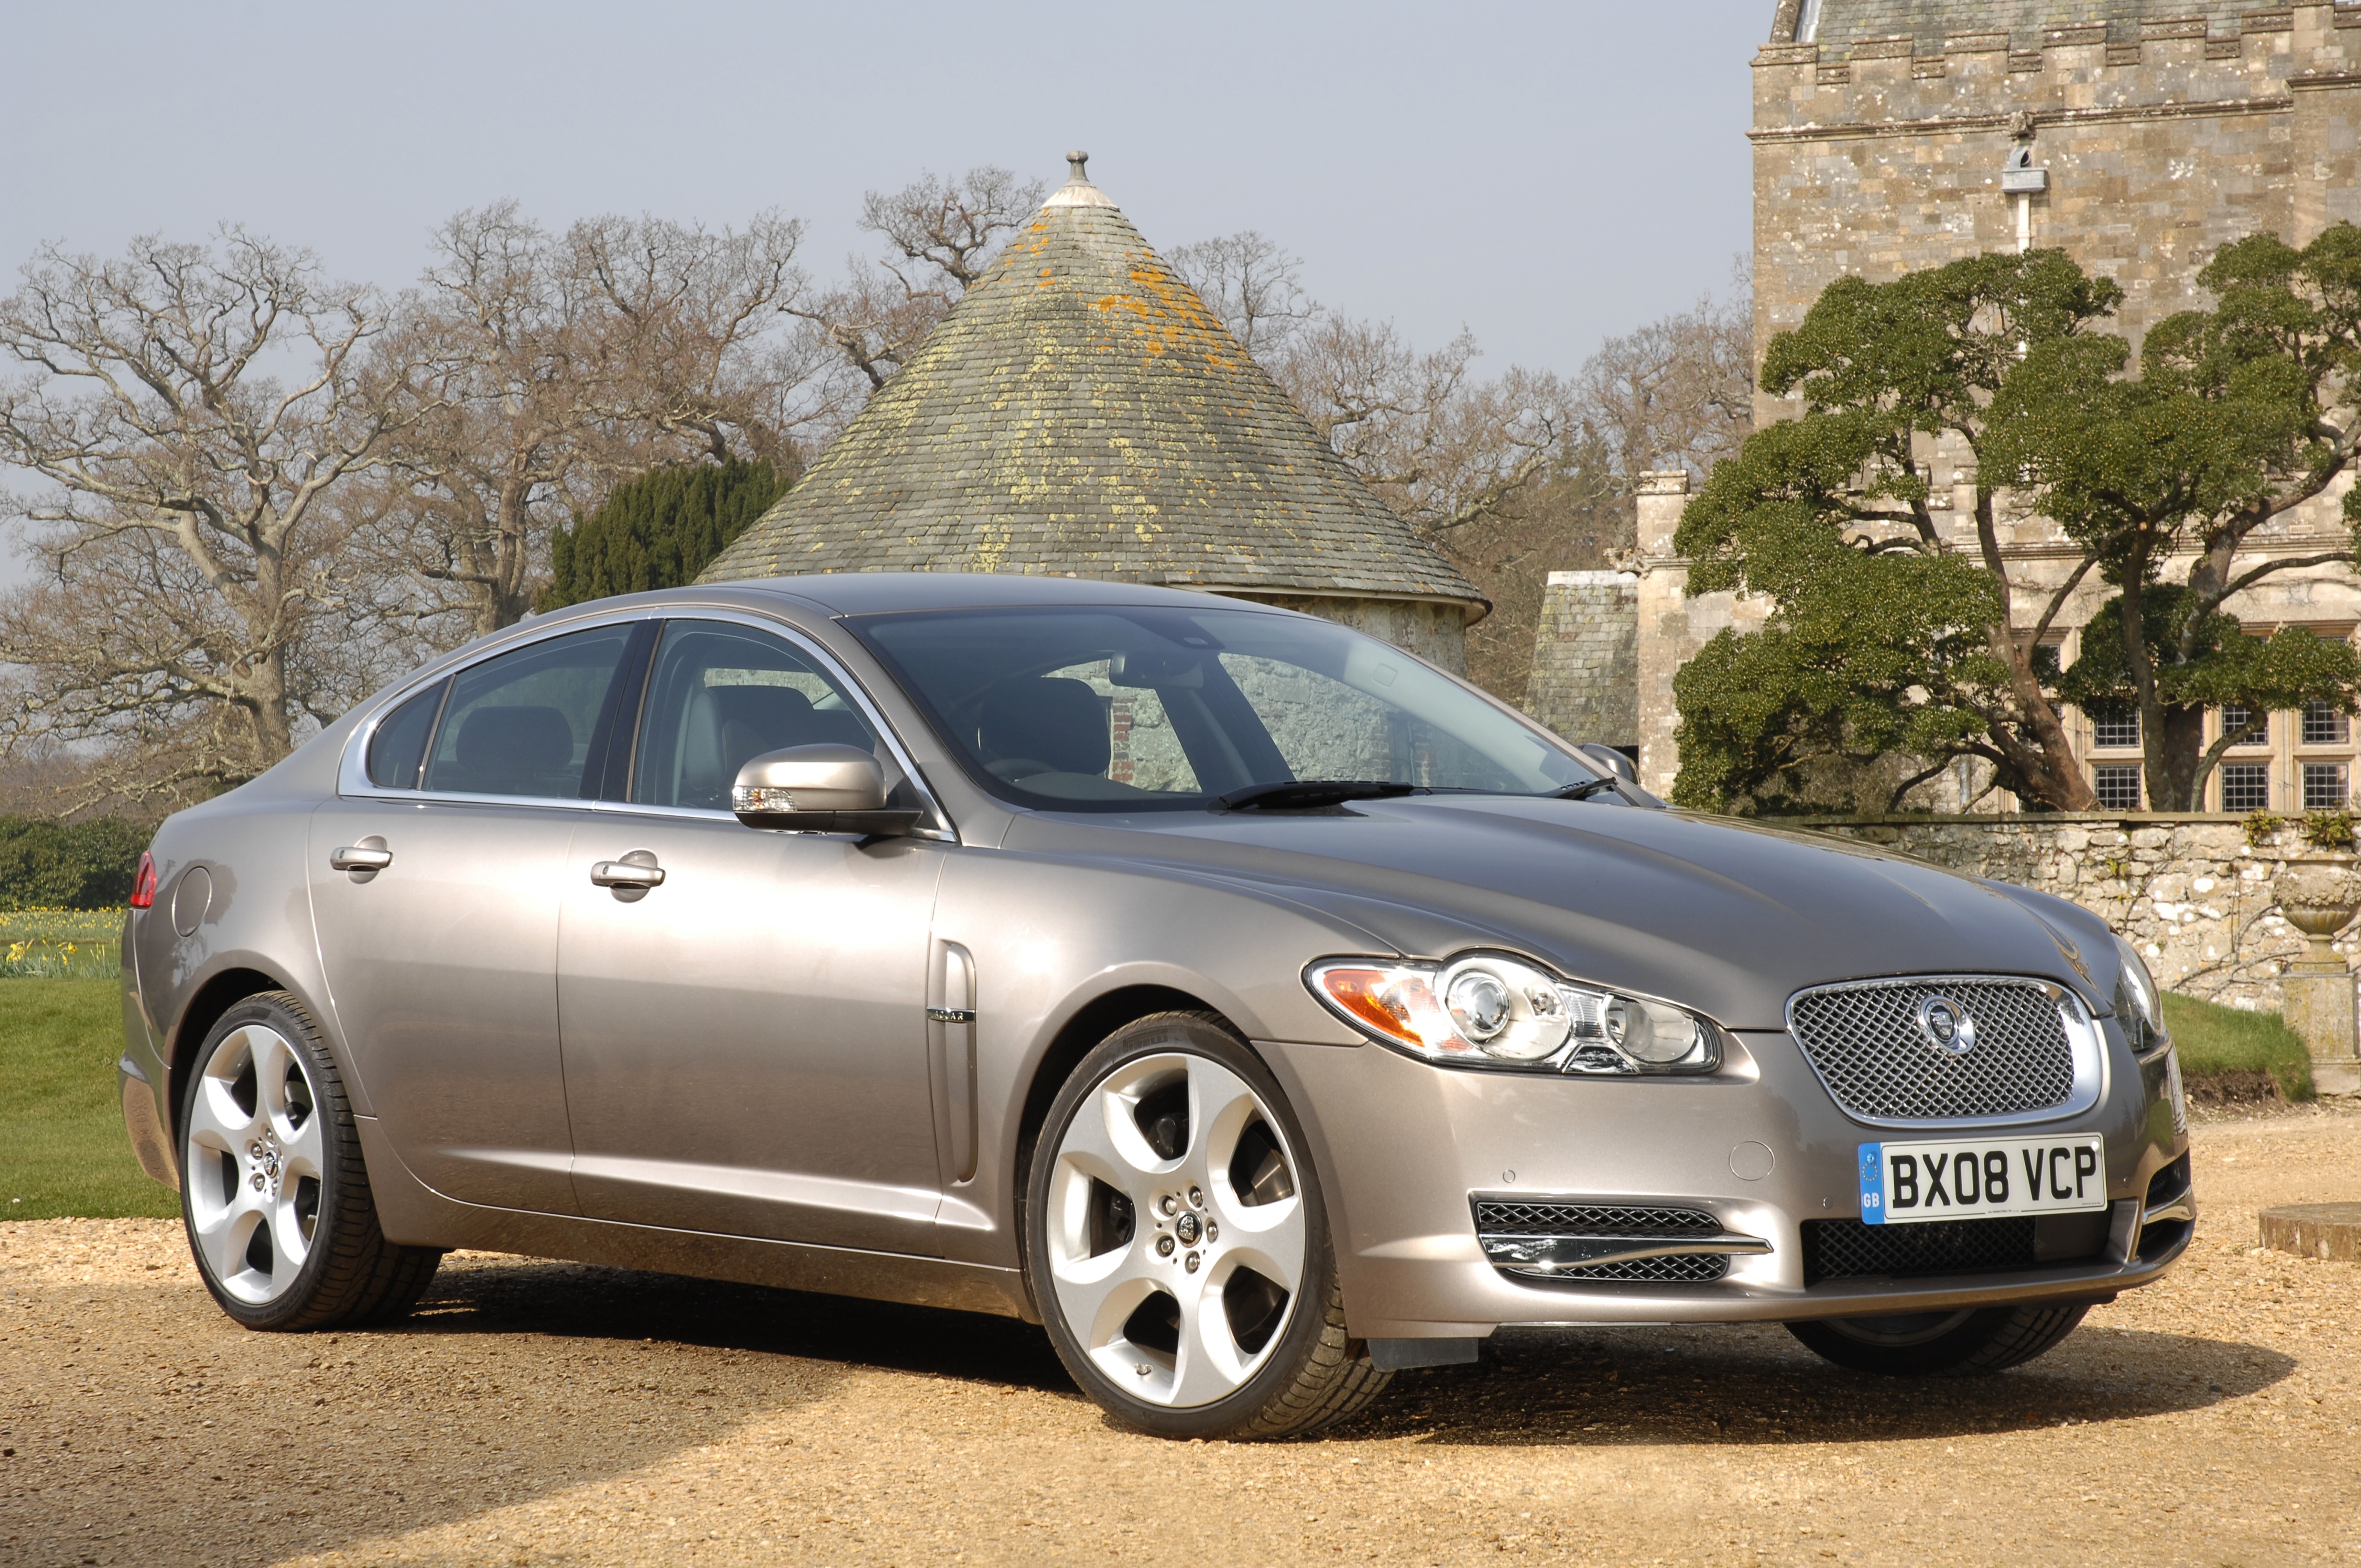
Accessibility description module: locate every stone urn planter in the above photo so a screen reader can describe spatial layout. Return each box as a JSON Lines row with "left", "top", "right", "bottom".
{"left": 2270, "top": 859, "right": 2361, "bottom": 1096}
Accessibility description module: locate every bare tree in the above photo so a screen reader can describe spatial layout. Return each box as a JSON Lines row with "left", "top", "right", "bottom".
{"left": 790, "top": 167, "right": 1044, "bottom": 410}
{"left": 1577, "top": 260, "right": 1754, "bottom": 483}
{"left": 1274, "top": 320, "right": 1573, "bottom": 537}
{"left": 0, "top": 232, "right": 426, "bottom": 801}
{"left": 860, "top": 167, "right": 1045, "bottom": 292}
{"left": 361, "top": 204, "right": 813, "bottom": 641}
{"left": 1167, "top": 231, "right": 1320, "bottom": 357}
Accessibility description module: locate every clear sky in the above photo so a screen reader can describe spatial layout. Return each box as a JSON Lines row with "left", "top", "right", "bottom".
{"left": 0, "top": 1, "right": 1762, "bottom": 375}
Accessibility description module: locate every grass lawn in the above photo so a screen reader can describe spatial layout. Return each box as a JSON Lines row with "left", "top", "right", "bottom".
{"left": 0, "top": 977, "right": 179, "bottom": 1220}
{"left": 2163, "top": 990, "right": 2316, "bottom": 1103}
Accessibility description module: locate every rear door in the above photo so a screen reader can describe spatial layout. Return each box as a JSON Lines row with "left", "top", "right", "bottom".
{"left": 555, "top": 616, "right": 948, "bottom": 1252}
{"left": 310, "top": 619, "right": 648, "bottom": 1214}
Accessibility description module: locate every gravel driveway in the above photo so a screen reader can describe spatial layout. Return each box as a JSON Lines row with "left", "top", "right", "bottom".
{"left": 6, "top": 1103, "right": 2357, "bottom": 1568}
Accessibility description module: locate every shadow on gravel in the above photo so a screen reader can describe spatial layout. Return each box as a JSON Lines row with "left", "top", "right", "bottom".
{"left": 399, "top": 1252, "right": 1076, "bottom": 1393}
{"left": 1355, "top": 1320, "right": 2298, "bottom": 1447}
{"left": 8, "top": 1252, "right": 1073, "bottom": 1568}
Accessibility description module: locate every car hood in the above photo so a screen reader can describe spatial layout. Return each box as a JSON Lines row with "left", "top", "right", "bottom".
{"left": 1000, "top": 796, "right": 2110, "bottom": 1031}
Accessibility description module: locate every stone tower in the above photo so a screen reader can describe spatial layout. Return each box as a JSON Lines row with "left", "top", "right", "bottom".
{"left": 1606, "top": 0, "right": 2361, "bottom": 807}
{"left": 701, "top": 155, "right": 1489, "bottom": 672}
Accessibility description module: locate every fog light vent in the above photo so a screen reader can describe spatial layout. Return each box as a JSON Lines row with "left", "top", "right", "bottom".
{"left": 1472, "top": 1198, "right": 1763, "bottom": 1284}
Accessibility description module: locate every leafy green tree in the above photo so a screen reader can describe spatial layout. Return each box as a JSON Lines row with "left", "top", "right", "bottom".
{"left": 540, "top": 458, "right": 787, "bottom": 611}
{"left": 1673, "top": 250, "right": 2120, "bottom": 811}
{"left": 1995, "top": 228, "right": 2361, "bottom": 808}
{"left": 1674, "top": 233, "right": 2361, "bottom": 814}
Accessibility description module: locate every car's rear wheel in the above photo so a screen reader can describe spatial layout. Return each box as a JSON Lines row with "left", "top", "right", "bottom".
{"left": 178, "top": 991, "right": 441, "bottom": 1330}
{"left": 1024, "top": 1012, "right": 1389, "bottom": 1439}
{"left": 1786, "top": 1302, "right": 2090, "bottom": 1376}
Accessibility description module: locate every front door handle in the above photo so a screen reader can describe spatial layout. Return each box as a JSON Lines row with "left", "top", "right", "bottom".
{"left": 590, "top": 850, "right": 666, "bottom": 889}
{"left": 330, "top": 839, "right": 392, "bottom": 878}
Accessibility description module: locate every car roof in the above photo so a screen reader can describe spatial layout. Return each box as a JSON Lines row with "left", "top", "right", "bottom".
{"left": 662, "top": 571, "right": 1297, "bottom": 618}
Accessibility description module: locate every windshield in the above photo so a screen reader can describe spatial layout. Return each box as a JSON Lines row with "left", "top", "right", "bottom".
{"left": 850, "top": 604, "right": 1603, "bottom": 812}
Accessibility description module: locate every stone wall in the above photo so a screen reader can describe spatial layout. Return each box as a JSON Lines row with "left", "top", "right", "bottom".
{"left": 1805, "top": 812, "right": 2360, "bottom": 1008}
{"left": 1240, "top": 594, "right": 1469, "bottom": 676}
{"left": 1632, "top": 470, "right": 1777, "bottom": 797}
{"left": 1521, "top": 571, "right": 1638, "bottom": 748}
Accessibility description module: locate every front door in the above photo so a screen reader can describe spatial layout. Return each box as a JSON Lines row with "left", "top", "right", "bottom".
{"left": 556, "top": 617, "right": 947, "bottom": 1252}
{"left": 310, "top": 619, "right": 645, "bottom": 1214}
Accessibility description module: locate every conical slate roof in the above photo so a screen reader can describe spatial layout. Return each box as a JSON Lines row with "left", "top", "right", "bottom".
{"left": 700, "top": 155, "right": 1486, "bottom": 615}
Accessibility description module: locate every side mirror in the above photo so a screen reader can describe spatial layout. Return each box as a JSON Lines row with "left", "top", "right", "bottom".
{"left": 732, "top": 745, "right": 921, "bottom": 836}
{"left": 1578, "top": 743, "right": 1639, "bottom": 786}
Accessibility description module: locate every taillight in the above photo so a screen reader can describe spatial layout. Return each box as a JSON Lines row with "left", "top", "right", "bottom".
{"left": 129, "top": 851, "right": 159, "bottom": 909}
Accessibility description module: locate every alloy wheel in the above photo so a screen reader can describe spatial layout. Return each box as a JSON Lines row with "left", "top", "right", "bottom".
{"left": 184, "top": 1023, "right": 325, "bottom": 1303}
{"left": 1045, "top": 1050, "right": 1307, "bottom": 1408}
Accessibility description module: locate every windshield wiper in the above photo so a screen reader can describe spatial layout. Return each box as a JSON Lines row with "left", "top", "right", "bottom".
{"left": 1217, "top": 780, "right": 1422, "bottom": 812}
{"left": 1550, "top": 777, "right": 1623, "bottom": 801}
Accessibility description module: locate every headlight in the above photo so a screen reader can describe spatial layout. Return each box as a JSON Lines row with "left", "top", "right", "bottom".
{"left": 1305, "top": 953, "right": 1721, "bottom": 1075}
{"left": 2111, "top": 933, "right": 2164, "bottom": 1050}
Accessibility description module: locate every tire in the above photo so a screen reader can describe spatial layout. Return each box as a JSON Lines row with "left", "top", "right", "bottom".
{"left": 177, "top": 991, "right": 442, "bottom": 1331}
{"left": 1023, "top": 1012, "right": 1390, "bottom": 1439}
{"left": 1786, "top": 1302, "right": 2090, "bottom": 1376}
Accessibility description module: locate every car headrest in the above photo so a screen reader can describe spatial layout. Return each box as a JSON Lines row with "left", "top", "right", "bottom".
{"left": 681, "top": 684, "right": 818, "bottom": 803}
{"left": 977, "top": 677, "right": 1109, "bottom": 778}
{"left": 454, "top": 704, "right": 574, "bottom": 788}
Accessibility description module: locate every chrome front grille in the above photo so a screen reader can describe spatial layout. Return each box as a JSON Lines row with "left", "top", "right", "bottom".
{"left": 1472, "top": 1199, "right": 1761, "bottom": 1284}
{"left": 1787, "top": 977, "right": 2078, "bottom": 1123}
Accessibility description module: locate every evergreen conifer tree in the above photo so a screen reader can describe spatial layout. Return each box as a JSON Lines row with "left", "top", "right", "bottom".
{"left": 541, "top": 457, "right": 788, "bottom": 610}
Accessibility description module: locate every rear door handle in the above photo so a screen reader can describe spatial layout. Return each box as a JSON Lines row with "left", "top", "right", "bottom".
{"left": 590, "top": 850, "right": 666, "bottom": 888}
{"left": 329, "top": 843, "right": 393, "bottom": 872}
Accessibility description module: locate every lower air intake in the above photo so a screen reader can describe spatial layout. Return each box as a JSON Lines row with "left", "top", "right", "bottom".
{"left": 1474, "top": 1199, "right": 1736, "bottom": 1284}
{"left": 1802, "top": 1212, "right": 2109, "bottom": 1285}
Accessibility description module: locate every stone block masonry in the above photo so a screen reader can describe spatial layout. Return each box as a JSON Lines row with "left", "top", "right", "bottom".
{"left": 1522, "top": 572, "right": 1637, "bottom": 748}
{"left": 1805, "top": 813, "right": 2361, "bottom": 1010}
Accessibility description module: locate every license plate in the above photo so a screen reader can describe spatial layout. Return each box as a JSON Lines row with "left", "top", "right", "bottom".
{"left": 1857, "top": 1134, "right": 2106, "bottom": 1225}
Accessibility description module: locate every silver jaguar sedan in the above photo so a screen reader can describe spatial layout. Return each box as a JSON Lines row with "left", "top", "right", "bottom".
{"left": 118, "top": 573, "right": 2193, "bottom": 1439}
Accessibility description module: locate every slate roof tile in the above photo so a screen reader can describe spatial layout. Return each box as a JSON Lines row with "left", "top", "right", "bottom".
{"left": 700, "top": 163, "right": 1484, "bottom": 613}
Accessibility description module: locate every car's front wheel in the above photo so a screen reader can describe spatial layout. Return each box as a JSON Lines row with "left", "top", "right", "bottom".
{"left": 178, "top": 991, "right": 441, "bottom": 1331}
{"left": 1024, "top": 1012, "right": 1389, "bottom": 1439}
{"left": 1786, "top": 1302, "right": 2090, "bottom": 1376}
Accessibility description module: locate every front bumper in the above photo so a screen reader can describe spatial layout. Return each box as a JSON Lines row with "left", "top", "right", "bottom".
{"left": 1261, "top": 1023, "right": 2190, "bottom": 1340}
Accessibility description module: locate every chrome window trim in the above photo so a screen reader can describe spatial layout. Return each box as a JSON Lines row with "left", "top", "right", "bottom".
{"left": 335, "top": 606, "right": 958, "bottom": 843}
{"left": 1783, "top": 973, "right": 2107, "bottom": 1131}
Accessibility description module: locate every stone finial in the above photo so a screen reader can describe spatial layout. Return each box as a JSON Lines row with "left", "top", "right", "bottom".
{"left": 1043, "top": 150, "right": 1117, "bottom": 210}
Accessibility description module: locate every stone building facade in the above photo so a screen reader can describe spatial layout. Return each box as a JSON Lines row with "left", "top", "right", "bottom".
{"left": 1584, "top": 1, "right": 2361, "bottom": 807}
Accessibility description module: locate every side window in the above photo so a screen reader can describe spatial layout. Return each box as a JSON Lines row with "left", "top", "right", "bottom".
{"left": 631, "top": 621, "right": 882, "bottom": 810}
{"left": 421, "top": 624, "right": 637, "bottom": 799}
{"left": 366, "top": 679, "right": 447, "bottom": 789}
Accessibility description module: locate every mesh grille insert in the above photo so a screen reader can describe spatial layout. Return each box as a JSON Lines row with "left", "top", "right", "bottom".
{"left": 1556, "top": 1253, "right": 1729, "bottom": 1283}
{"left": 1803, "top": 1217, "right": 2037, "bottom": 1285}
{"left": 1473, "top": 1200, "right": 1732, "bottom": 1283}
{"left": 1788, "top": 979, "right": 2075, "bottom": 1121}
{"left": 1472, "top": 1201, "right": 1720, "bottom": 1237}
